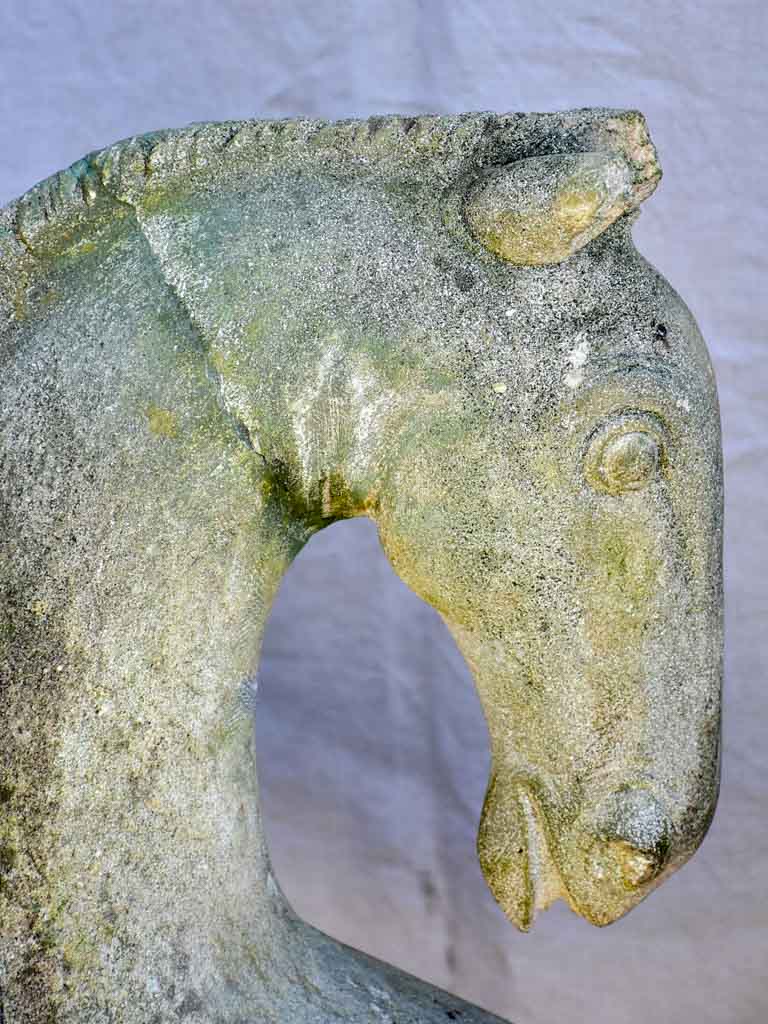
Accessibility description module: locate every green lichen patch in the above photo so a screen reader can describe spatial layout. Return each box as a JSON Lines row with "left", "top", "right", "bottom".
{"left": 575, "top": 511, "right": 662, "bottom": 654}
{"left": 260, "top": 457, "right": 368, "bottom": 539}
{"left": 145, "top": 404, "right": 179, "bottom": 439}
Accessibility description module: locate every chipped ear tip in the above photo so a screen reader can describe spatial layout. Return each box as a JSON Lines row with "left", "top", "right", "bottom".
{"left": 603, "top": 110, "right": 662, "bottom": 189}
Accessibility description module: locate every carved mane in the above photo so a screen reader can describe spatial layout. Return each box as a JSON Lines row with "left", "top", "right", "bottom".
{"left": 0, "top": 109, "right": 659, "bottom": 284}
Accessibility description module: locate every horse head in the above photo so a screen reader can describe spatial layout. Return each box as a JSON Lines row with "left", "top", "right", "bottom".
{"left": 375, "top": 136, "right": 722, "bottom": 930}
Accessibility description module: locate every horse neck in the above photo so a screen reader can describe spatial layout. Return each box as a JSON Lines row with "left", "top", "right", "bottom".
{"left": 2, "top": 302, "right": 413, "bottom": 1000}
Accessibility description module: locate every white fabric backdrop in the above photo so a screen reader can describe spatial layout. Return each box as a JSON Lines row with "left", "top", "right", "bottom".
{"left": 1, "top": 3, "right": 765, "bottom": 1021}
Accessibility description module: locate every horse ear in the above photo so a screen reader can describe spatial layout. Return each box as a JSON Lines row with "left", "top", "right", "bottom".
{"left": 464, "top": 149, "right": 661, "bottom": 266}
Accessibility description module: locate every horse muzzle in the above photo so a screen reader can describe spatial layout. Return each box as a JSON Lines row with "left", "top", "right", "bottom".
{"left": 477, "top": 775, "right": 687, "bottom": 930}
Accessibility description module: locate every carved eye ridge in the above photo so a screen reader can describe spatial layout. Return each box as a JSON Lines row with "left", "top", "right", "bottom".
{"left": 584, "top": 412, "right": 669, "bottom": 495}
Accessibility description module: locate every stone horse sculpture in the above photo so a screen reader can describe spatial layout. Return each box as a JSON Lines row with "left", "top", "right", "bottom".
{"left": 0, "top": 109, "right": 722, "bottom": 1022}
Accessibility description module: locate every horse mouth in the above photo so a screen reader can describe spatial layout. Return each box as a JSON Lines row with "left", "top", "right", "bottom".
{"left": 477, "top": 780, "right": 569, "bottom": 932}
{"left": 478, "top": 777, "right": 674, "bottom": 930}
{"left": 514, "top": 785, "right": 569, "bottom": 927}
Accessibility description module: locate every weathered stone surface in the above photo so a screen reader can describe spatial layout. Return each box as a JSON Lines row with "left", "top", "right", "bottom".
{"left": 0, "top": 109, "right": 722, "bottom": 1021}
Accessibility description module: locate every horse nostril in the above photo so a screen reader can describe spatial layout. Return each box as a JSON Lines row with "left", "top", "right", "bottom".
{"left": 610, "top": 839, "right": 664, "bottom": 888}
{"left": 583, "top": 787, "right": 673, "bottom": 890}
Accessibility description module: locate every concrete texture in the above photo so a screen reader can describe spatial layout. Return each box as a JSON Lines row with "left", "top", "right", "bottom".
{"left": 0, "top": 3, "right": 764, "bottom": 1023}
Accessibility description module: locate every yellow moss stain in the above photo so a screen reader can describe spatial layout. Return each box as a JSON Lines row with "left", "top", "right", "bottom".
{"left": 209, "top": 347, "right": 235, "bottom": 375}
{"left": 531, "top": 450, "right": 566, "bottom": 491}
{"left": 244, "top": 317, "right": 269, "bottom": 346}
{"left": 479, "top": 184, "right": 603, "bottom": 266}
{"left": 566, "top": 511, "right": 664, "bottom": 763}
{"left": 146, "top": 404, "right": 179, "bottom": 439}
{"left": 137, "top": 185, "right": 176, "bottom": 216}
{"left": 575, "top": 513, "right": 661, "bottom": 656}
{"left": 64, "top": 239, "right": 97, "bottom": 258}
{"left": 12, "top": 286, "right": 27, "bottom": 322}
{"left": 555, "top": 188, "right": 602, "bottom": 231}
{"left": 40, "top": 287, "right": 61, "bottom": 306}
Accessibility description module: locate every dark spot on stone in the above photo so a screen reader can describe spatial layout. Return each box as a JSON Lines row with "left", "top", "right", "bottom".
{"left": 0, "top": 842, "right": 17, "bottom": 874}
{"left": 34, "top": 925, "right": 56, "bottom": 952}
{"left": 652, "top": 321, "right": 670, "bottom": 351}
{"left": 454, "top": 268, "right": 476, "bottom": 292}
{"left": 232, "top": 416, "right": 255, "bottom": 451}
{"left": 178, "top": 988, "right": 204, "bottom": 1018}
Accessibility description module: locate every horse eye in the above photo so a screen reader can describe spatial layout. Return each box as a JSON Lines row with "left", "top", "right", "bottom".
{"left": 585, "top": 415, "right": 666, "bottom": 495}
